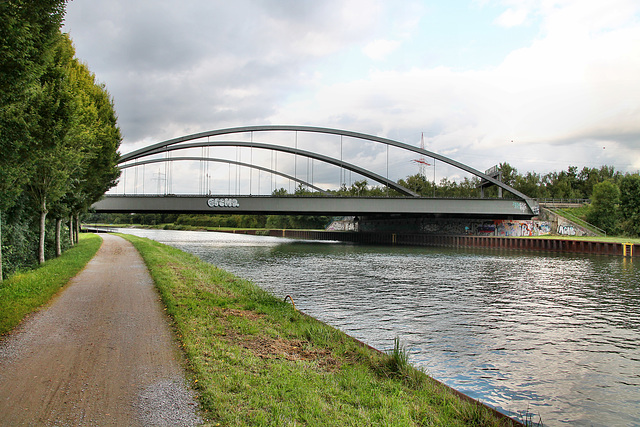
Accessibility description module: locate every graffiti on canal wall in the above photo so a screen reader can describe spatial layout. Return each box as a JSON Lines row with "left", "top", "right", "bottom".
{"left": 554, "top": 217, "right": 592, "bottom": 237}
{"left": 326, "top": 217, "right": 357, "bottom": 231}
{"left": 557, "top": 225, "right": 576, "bottom": 236}
{"left": 356, "top": 217, "right": 552, "bottom": 237}
{"left": 494, "top": 220, "right": 551, "bottom": 237}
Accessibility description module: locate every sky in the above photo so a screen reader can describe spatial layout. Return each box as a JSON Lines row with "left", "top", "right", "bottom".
{"left": 63, "top": 0, "right": 640, "bottom": 195}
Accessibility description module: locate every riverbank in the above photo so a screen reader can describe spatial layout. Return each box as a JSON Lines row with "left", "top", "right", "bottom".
{"left": 120, "top": 233, "right": 524, "bottom": 426}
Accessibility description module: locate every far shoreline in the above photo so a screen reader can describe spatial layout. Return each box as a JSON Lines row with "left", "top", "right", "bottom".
{"left": 87, "top": 224, "right": 640, "bottom": 257}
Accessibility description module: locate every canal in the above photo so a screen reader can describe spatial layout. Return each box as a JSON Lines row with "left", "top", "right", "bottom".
{"left": 116, "top": 228, "right": 639, "bottom": 426}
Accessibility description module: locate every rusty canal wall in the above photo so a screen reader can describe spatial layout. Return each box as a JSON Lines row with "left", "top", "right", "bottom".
{"left": 226, "top": 229, "right": 639, "bottom": 257}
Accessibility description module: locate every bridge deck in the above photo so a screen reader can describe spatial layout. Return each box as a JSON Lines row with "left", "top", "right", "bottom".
{"left": 93, "top": 195, "right": 538, "bottom": 219}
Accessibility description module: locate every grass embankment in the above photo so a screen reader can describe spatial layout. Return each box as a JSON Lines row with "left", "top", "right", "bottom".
{"left": 120, "top": 234, "right": 519, "bottom": 426}
{"left": 0, "top": 233, "right": 102, "bottom": 335}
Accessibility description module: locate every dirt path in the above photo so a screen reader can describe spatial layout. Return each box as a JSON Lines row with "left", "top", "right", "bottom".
{"left": 0, "top": 234, "right": 202, "bottom": 426}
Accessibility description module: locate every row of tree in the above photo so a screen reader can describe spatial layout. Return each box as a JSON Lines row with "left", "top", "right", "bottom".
{"left": 1, "top": 1, "right": 121, "bottom": 280}
{"left": 398, "top": 164, "right": 640, "bottom": 236}
{"left": 82, "top": 212, "right": 333, "bottom": 231}
{"left": 394, "top": 164, "right": 627, "bottom": 200}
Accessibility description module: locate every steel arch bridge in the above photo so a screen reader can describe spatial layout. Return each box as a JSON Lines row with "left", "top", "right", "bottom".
{"left": 93, "top": 125, "right": 539, "bottom": 218}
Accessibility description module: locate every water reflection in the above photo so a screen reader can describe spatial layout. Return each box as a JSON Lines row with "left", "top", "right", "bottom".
{"left": 116, "top": 229, "right": 640, "bottom": 426}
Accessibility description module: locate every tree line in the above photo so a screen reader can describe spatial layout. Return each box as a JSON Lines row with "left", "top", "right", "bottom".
{"left": 403, "top": 163, "right": 639, "bottom": 236}
{"left": 1, "top": 1, "right": 121, "bottom": 280}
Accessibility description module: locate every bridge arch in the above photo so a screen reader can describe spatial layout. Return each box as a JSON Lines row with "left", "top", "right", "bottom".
{"left": 118, "top": 125, "right": 535, "bottom": 210}
{"left": 126, "top": 140, "right": 419, "bottom": 197}
{"left": 119, "top": 156, "right": 329, "bottom": 195}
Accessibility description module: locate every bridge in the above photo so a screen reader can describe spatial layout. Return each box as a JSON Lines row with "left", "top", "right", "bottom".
{"left": 92, "top": 125, "right": 539, "bottom": 219}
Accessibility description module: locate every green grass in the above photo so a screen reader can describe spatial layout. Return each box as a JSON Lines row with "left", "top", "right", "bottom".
{"left": 120, "top": 233, "right": 520, "bottom": 426}
{"left": 557, "top": 205, "right": 590, "bottom": 218}
{"left": 523, "top": 234, "right": 640, "bottom": 244}
{"left": 0, "top": 233, "right": 102, "bottom": 335}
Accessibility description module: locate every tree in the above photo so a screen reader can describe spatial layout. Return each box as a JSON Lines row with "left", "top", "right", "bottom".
{"left": 498, "top": 163, "right": 518, "bottom": 187}
{"left": 349, "top": 180, "right": 368, "bottom": 196}
{"left": 586, "top": 181, "right": 620, "bottom": 235}
{"left": 20, "top": 33, "right": 121, "bottom": 262}
{"left": 398, "top": 174, "right": 433, "bottom": 196}
{"left": 455, "top": 177, "right": 480, "bottom": 198}
{"left": 619, "top": 174, "right": 640, "bottom": 236}
{"left": 515, "top": 172, "right": 543, "bottom": 199}
{"left": 26, "top": 32, "right": 79, "bottom": 264}
{"left": 61, "top": 51, "right": 121, "bottom": 246}
{"left": 547, "top": 166, "right": 582, "bottom": 199}
{"left": 0, "top": 0, "right": 68, "bottom": 276}
{"left": 435, "top": 177, "right": 459, "bottom": 197}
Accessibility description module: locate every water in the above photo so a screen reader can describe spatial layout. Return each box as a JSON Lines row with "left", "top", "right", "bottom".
{"left": 117, "top": 228, "right": 640, "bottom": 426}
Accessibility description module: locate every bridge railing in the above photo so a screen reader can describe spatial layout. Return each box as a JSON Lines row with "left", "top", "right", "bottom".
{"left": 536, "top": 198, "right": 590, "bottom": 206}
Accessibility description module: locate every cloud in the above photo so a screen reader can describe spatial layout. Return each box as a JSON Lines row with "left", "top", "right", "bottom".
{"left": 64, "top": 0, "right": 383, "bottom": 146}
{"left": 363, "top": 39, "right": 402, "bottom": 60}
{"left": 65, "top": 0, "right": 640, "bottom": 194}
{"left": 494, "top": 8, "right": 529, "bottom": 28}
{"left": 274, "top": 0, "right": 640, "bottom": 174}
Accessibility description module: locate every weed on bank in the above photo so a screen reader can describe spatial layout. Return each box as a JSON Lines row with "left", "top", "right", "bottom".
{"left": 121, "top": 233, "right": 519, "bottom": 426}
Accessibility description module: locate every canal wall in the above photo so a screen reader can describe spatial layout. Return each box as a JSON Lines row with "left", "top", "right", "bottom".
{"left": 357, "top": 216, "right": 555, "bottom": 237}
{"left": 357, "top": 215, "right": 598, "bottom": 238}
{"left": 227, "top": 229, "right": 639, "bottom": 257}
{"left": 328, "top": 210, "right": 597, "bottom": 238}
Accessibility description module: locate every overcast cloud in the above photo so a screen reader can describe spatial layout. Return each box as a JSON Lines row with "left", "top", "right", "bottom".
{"left": 63, "top": 0, "right": 640, "bottom": 194}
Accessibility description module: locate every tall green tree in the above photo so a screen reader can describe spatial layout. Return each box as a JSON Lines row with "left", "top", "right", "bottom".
{"left": 498, "top": 162, "right": 518, "bottom": 187}
{"left": 577, "top": 167, "right": 600, "bottom": 198}
{"left": 0, "top": 0, "right": 67, "bottom": 278}
{"left": 619, "top": 174, "right": 640, "bottom": 236}
{"left": 586, "top": 180, "right": 620, "bottom": 235}
{"left": 26, "top": 32, "right": 80, "bottom": 264}
{"left": 60, "top": 49, "right": 121, "bottom": 246}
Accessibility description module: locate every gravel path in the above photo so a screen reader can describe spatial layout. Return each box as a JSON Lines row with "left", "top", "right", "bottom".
{"left": 0, "top": 234, "right": 202, "bottom": 426}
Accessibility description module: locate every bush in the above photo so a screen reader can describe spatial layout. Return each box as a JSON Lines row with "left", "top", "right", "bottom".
{"left": 586, "top": 180, "right": 620, "bottom": 234}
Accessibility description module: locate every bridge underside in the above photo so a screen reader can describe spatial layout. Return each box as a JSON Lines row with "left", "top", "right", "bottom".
{"left": 93, "top": 195, "right": 537, "bottom": 219}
